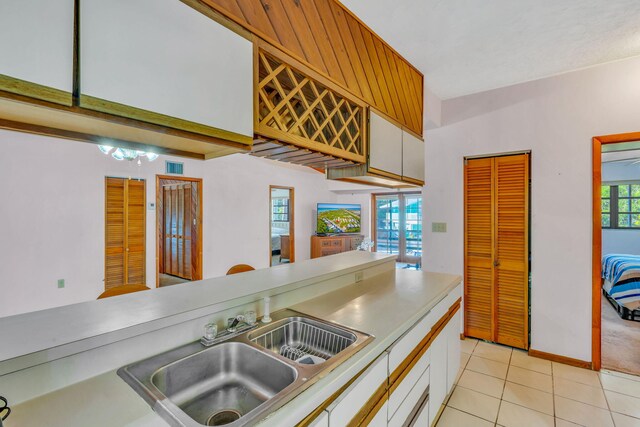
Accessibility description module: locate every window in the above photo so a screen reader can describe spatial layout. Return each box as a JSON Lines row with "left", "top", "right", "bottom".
{"left": 272, "top": 198, "right": 289, "bottom": 222}
{"left": 602, "top": 183, "right": 640, "bottom": 229}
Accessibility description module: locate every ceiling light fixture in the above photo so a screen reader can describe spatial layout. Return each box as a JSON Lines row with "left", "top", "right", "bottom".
{"left": 98, "top": 145, "right": 159, "bottom": 165}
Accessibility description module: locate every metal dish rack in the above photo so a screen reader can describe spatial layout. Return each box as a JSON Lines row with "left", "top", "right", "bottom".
{"left": 250, "top": 319, "right": 356, "bottom": 363}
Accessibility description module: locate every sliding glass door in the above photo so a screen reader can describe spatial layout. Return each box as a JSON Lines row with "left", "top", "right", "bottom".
{"left": 374, "top": 192, "right": 422, "bottom": 264}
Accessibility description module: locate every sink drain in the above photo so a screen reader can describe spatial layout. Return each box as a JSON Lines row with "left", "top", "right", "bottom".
{"left": 207, "top": 409, "right": 242, "bottom": 426}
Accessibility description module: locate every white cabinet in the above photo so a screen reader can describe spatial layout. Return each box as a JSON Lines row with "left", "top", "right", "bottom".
{"left": 0, "top": 0, "right": 74, "bottom": 104}
{"left": 389, "top": 366, "right": 430, "bottom": 427}
{"left": 402, "top": 131, "right": 425, "bottom": 183}
{"left": 327, "top": 353, "right": 388, "bottom": 426}
{"left": 446, "top": 310, "right": 462, "bottom": 394}
{"left": 428, "top": 331, "right": 448, "bottom": 427}
{"left": 368, "top": 399, "right": 389, "bottom": 427}
{"left": 80, "top": 0, "right": 253, "bottom": 139}
{"left": 388, "top": 347, "right": 430, "bottom": 419}
{"left": 369, "top": 111, "right": 403, "bottom": 177}
{"left": 309, "top": 411, "right": 329, "bottom": 427}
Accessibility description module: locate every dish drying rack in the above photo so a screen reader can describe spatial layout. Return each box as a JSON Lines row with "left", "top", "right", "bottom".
{"left": 250, "top": 319, "right": 355, "bottom": 363}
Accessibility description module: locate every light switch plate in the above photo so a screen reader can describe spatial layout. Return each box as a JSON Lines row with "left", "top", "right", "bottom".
{"left": 432, "top": 222, "right": 447, "bottom": 233}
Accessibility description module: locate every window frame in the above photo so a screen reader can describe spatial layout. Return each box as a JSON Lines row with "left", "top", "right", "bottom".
{"left": 272, "top": 197, "right": 290, "bottom": 222}
{"left": 602, "top": 182, "right": 640, "bottom": 229}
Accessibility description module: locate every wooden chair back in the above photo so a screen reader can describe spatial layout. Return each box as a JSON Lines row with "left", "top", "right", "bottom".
{"left": 97, "top": 284, "right": 151, "bottom": 299}
{"left": 226, "top": 264, "right": 256, "bottom": 275}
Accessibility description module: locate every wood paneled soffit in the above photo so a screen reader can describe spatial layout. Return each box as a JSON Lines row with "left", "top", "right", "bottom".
{"left": 199, "top": 0, "right": 425, "bottom": 136}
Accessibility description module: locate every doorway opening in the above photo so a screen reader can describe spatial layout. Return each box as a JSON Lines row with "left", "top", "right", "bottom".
{"left": 593, "top": 133, "right": 640, "bottom": 374}
{"left": 270, "top": 186, "right": 294, "bottom": 266}
{"left": 372, "top": 192, "right": 422, "bottom": 268}
{"left": 156, "top": 175, "right": 203, "bottom": 287}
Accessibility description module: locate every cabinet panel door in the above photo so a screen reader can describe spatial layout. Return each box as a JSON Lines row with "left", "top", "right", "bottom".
{"left": 80, "top": 0, "right": 253, "bottom": 137}
{"left": 446, "top": 311, "right": 462, "bottom": 394}
{"left": 0, "top": 0, "right": 74, "bottom": 104}
{"left": 328, "top": 353, "right": 388, "bottom": 426}
{"left": 388, "top": 366, "right": 430, "bottom": 427}
{"left": 428, "top": 334, "right": 447, "bottom": 427}
{"left": 309, "top": 410, "right": 329, "bottom": 427}
{"left": 402, "top": 131, "right": 425, "bottom": 183}
{"left": 369, "top": 111, "right": 402, "bottom": 177}
{"left": 368, "top": 399, "right": 388, "bottom": 427}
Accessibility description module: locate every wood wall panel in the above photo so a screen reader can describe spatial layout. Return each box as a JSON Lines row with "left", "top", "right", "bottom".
{"left": 200, "top": 0, "right": 424, "bottom": 136}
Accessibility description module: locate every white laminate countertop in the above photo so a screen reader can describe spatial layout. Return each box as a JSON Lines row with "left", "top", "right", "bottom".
{"left": 5, "top": 268, "right": 461, "bottom": 427}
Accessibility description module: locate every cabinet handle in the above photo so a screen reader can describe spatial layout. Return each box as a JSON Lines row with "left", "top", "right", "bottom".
{"left": 405, "top": 385, "right": 430, "bottom": 427}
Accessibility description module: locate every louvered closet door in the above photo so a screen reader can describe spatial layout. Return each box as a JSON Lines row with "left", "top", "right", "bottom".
{"left": 494, "top": 154, "right": 529, "bottom": 349}
{"left": 464, "top": 158, "right": 495, "bottom": 341}
{"left": 104, "top": 178, "right": 146, "bottom": 289}
{"left": 464, "top": 154, "right": 529, "bottom": 350}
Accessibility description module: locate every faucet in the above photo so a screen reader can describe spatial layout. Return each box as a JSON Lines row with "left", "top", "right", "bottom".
{"left": 227, "top": 314, "right": 246, "bottom": 333}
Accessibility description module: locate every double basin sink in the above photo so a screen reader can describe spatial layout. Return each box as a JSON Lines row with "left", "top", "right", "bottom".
{"left": 118, "top": 309, "right": 373, "bottom": 426}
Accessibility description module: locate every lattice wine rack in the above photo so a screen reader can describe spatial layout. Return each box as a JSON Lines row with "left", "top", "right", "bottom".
{"left": 256, "top": 49, "right": 366, "bottom": 164}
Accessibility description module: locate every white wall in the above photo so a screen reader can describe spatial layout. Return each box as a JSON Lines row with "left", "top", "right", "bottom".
{"left": 423, "top": 55, "right": 640, "bottom": 362}
{"left": 0, "top": 130, "right": 337, "bottom": 317}
{"left": 602, "top": 161, "right": 640, "bottom": 255}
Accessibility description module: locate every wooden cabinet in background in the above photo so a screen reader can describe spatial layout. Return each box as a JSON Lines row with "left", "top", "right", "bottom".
{"left": 311, "top": 235, "right": 364, "bottom": 259}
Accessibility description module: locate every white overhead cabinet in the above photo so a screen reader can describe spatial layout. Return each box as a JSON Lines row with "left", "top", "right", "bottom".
{"left": 402, "top": 130, "right": 425, "bottom": 183}
{"left": 0, "top": 0, "right": 74, "bottom": 105}
{"left": 369, "top": 111, "right": 403, "bottom": 178}
{"left": 80, "top": 0, "right": 254, "bottom": 144}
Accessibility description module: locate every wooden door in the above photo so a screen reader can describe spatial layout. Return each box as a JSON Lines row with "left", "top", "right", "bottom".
{"left": 162, "top": 182, "right": 193, "bottom": 280}
{"left": 464, "top": 154, "right": 529, "bottom": 349}
{"left": 105, "top": 177, "right": 146, "bottom": 289}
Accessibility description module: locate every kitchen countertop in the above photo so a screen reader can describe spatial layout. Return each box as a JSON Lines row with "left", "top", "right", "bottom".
{"left": 5, "top": 267, "right": 461, "bottom": 427}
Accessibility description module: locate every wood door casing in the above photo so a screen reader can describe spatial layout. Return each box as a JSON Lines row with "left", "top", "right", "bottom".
{"left": 464, "top": 154, "right": 529, "bottom": 349}
{"left": 162, "top": 182, "right": 193, "bottom": 280}
{"left": 104, "top": 177, "right": 146, "bottom": 290}
{"left": 156, "top": 175, "right": 203, "bottom": 286}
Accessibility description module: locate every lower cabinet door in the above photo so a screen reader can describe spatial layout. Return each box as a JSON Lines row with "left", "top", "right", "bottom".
{"left": 388, "top": 366, "right": 430, "bottom": 427}
{"left": 428, "top": 333, "right": 448, "bottom": 427}
{"left": 446, "top": 311, "right": 462, "bottom": 394}
{"left": 309, "top": 411, "right": 329, "bottom": 427}
{"left": 367, "top": 399, "right": 388, "bottom": 427}
{"left": 388, "top": 348, "right": 430, "bottom": 419}
{"left": 411, "top": 397, "right": 429, "bottom": 427}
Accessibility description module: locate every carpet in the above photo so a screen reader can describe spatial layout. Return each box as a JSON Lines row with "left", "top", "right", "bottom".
{"left": 602, "top": 296, "right": 640, "bottom": 375}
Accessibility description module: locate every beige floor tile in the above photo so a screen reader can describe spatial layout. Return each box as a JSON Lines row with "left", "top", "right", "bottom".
{"left": 497, "top": 401, "right": 554, "bottom": 427}
{"left": 555, "top": 419, "right": 583, "bottom": 427}
{"left": 601, "top": 372, "right": 640, "bottom": 399}
{"left": 510, "top": 349, "right": 552, "bottom": 375}
{"left": 447, "top": 385, "right": 500, "bottom": 422}
{"left": 506, "top": 365, "right": 552, "bottom": 392}
{"left": 457, "top": 370, "right": 505, "bottom": 398}
{"left": 502, "top": 381, "right": 553, "bottom": 415}
{"left": 612, "top": 412, "right": 640, "bottom": 427}
{"left": 555, "top": 395, "right": 615, "bottom": 427}
{"left": 461, "top": 351, "right": 471, "bottom": 369}
{"left": 467, "top": 355, "right": 509, "bottom": 379}
{"left": 461, "top": 337, "right": 479, "bottom": 354}
{"left": 436, "top": 406, "right": 494, "bottom": 427}
{"left": 602, "top": 370, "right": 640, "bottom": 383}
{"left": 473, "top": 341, "right": 512, "bottom": 364}
{"left": 605, "top": 390, "right": 640, "bottom": 419}
{"left": 553, "top": 362, "right": 602, "bottom": 387}
{"left": 554, "top": 377, "right": 608, "bottom": 409}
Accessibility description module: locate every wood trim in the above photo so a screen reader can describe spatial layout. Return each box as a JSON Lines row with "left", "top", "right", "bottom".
{"left": 80, "top": 94, "right": 252, "bottom": 146}
{"left": 401, "top": 176, "right": 424, "bottom": 186}
{"left": 0, "top": 74, "right": 72, "bottom": 106}
{"left": 389, "top": 299, "right": 461, "bottom": 394}
{"left": 591, "top": 131, "right": 640, "bottom": 371}
{"left": 528, "top": 349, "right": 592, "bottom": 370}
{"left": 0, "top": 118, "right": 205, "bottom": 160}
{"left": 155, "top": 176, "right": 204, "bottom": 287}
{"left": 269, "top": 185, "right": 295, "bottom": 266}
{"left": 367, "top": 167, "right": 402, "bottom": 181}
{"left": 358, "top": 391, "right": 388, "bottom": 427}
{"left": 346, "top": 382, "right": 388, "bottom": 427}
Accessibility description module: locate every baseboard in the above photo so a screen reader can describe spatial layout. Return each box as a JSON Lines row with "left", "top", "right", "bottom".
{"left": 460, "top": 333, "right": 465, "bottom": 340}
{"left": 528, "top": 348, "right": 593, "bottom": 370}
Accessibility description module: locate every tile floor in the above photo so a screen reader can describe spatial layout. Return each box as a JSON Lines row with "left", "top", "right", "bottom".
{"left": 434, "top": 338, "right": 640, "bottom": 427}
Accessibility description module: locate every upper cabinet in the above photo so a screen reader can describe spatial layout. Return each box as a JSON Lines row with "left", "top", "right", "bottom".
{"left": 0, "top": 0, "right": 74, "bottom": 105}
{"left": 201, "top": 0, "right": 424, "bottom": 137}
{"left": 402, "top": 130, "right": 425, "bottom": 184}
{"left": 369, "top": 111, "right": 402, "bottom": 178}
{"left": 80, "top": 0, "right": 254, "bottom": 145}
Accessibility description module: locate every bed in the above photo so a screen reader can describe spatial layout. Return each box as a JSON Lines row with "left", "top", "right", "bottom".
{"left": 271, "top": 226, "right": 289, "bottom": 253}
{"left": 602, "top": 254, "right": 640, "bottom": 320}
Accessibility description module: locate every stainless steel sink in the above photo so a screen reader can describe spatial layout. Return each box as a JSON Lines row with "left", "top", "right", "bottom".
{"left": 118, "top": 309, "right": 373, "bottom": 427}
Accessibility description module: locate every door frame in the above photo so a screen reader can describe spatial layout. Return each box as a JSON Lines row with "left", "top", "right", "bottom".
{"left": 371, "top": 191, "right": 423, "bottom": 264}
{"left": 155, "top": 175, "right": 203, "bottom": 287}
{"left": 269, "top": 185, "right": 295, "bottom": 265}
{"left": 591, "top": 131, "right": 640, "bottom": 371}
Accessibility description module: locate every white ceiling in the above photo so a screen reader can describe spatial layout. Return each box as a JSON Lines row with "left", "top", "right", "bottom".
{"left": 340, "top": 0, "right": 640, "bottom": 99}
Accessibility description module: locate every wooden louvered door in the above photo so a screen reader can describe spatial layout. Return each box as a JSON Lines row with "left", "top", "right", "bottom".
{"left": 105, "top": 177, "right": 146, "bottom": 290}
{"left": 162, "top": 183, "right": 193, "bottom": 280}
{"left": 464, "top": 154, "right": 529, "bottom": 349}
